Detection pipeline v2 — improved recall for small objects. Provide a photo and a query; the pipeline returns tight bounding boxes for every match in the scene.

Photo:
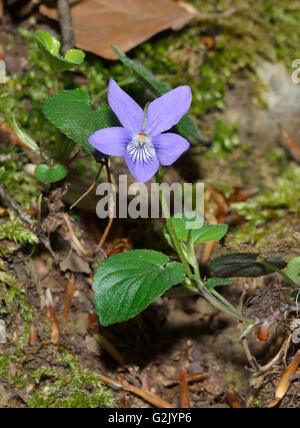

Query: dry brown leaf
[39,0,198,59]
[278,123,300,164]
[267,350,300,408]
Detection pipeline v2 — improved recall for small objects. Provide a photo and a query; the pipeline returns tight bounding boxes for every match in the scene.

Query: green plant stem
[7,115,40,153]
[155,172,193,279]
[92,76,135,105]
[53,75,62,160]
[186,237,200,277]
[260,260,295,287]
[211,288,240,313]
[193,276,257,325]
[156,172,256,325]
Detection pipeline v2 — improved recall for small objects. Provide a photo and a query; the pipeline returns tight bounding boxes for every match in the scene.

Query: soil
[0,6,300,409]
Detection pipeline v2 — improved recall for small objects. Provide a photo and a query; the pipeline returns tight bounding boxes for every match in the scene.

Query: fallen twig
[98,160,114,250]
[0,182,34,225]
[57,0,74,54]
[89,331,125,366]
[45,288,60,345]
[70,162,104,210]
[62,213,89,257]
[62,272,75,333]
[94,371,175,407]
[179,367,190,408]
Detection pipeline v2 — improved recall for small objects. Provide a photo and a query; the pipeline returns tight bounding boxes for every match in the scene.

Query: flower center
[138,132,147,147]
[127,133,155,164]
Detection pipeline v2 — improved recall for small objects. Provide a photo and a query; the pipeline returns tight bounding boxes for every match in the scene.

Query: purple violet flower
[89,79,192,183]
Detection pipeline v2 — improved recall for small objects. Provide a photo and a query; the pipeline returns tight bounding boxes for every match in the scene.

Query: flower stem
[53,75,62,161]
[259,260,295,287]
[155,172,193,279]
[92,76,135,105]
[193,276,257,325]
[155,172,257,326]
[186,236,201,277]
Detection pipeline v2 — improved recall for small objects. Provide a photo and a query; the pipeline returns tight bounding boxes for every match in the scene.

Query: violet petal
[108,79,145,133]
[124,150,159,183]
[88,127,132,156]
[152,133,190,165]
[145,86,192,137]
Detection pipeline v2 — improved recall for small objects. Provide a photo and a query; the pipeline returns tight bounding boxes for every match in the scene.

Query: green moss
[0,263,33,347]
[0,215,38,246]
[0,146,40,209]
[231,165,300,246]
[131,0,300,115]
[206,119,240,157]
[27,350,115,408]
[0,355,14,379]
[5,29,54,143]
[247,381,269,408]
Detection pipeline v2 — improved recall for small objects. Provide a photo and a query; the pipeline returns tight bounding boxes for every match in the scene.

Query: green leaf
[164,213,228,245]
[93,250,186,326]
[0,93,12,112]
[210,253,287,278]
[112,45,205,142]
[43,89,116,157]
[205,277,234,291]
[286,257,300,284]
[35,30,85,74]
[35,164,68,184]
[194,222,228,244]
[177,114,204,143]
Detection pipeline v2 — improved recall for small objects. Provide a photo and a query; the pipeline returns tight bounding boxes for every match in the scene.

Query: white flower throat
[127,132,156,164]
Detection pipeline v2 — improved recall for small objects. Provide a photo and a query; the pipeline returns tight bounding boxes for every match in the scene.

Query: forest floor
[1,0,300,408]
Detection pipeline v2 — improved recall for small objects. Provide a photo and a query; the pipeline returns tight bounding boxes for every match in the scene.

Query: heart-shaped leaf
[35,164,68,184]
[43,89,119,157]
[286,257,300,284]
[112,45,205,143]
[93,249,186,326]
[35,29,85,74]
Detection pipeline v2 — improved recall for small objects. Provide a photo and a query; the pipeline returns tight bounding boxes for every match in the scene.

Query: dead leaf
[267,350,300,408]
[59,251,91,274]
[106,238,133,256]
[278,123,300,164]
[225,391,243,408]
[39,0,198,59]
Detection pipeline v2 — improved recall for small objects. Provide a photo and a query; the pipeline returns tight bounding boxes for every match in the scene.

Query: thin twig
[259,338,289,373]
[62,272,75,334]
[70,162,104,210]
[238,286,260,370]
[0,182,34,225]
[57,0,74,54]
[93,372,175,407]
[62,213,89,257]
[283,334,292,368]
[98,160,114,250]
